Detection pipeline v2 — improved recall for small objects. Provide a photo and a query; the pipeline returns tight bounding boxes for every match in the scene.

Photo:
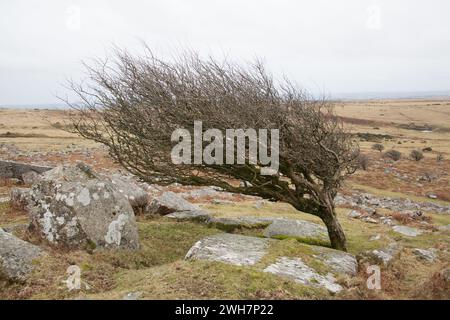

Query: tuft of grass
[270,235,331,248]
[0,202,29,229]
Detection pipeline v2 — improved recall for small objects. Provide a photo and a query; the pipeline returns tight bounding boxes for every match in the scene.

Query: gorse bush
[358,154,370,170]
[410,150,424,161]
[384,149,402,161]
[371,143,384,152]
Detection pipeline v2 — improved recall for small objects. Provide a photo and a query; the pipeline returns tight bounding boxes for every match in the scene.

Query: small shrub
[51,122,63,129]
[384,150,402,161]
[437,153,444,162]
[371,143,384,152]
[358,154,370,170]
[410,150,424,161]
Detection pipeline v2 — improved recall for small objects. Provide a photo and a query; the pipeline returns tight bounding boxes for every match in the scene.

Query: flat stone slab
[313,248,358,276]
[263,218,328,243]
[166,210,211,222]
[0,160,52,180]
[264,257,343,293]
[185,233,271,266]
[392,225,423,237]
[207,216,274,231]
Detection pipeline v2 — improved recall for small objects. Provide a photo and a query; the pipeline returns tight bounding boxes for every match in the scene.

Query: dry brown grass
[0,108,97,152]
[341,249,449,300]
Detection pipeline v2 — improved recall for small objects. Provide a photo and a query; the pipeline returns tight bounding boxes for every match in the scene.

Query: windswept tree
[64,47,359,251]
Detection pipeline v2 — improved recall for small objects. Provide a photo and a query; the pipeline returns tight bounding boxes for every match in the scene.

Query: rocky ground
[0,104,449,299]
[0,154,449,300]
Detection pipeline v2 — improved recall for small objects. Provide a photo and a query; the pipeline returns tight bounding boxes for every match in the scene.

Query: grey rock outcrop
[21,170,41,185]
[263,257,343,293]
[108,174,149,213]
[0,160,52,181]
[185,233,271,266]
[166,210,211,222]
[263,218,328,244]
[145,191,200,215]
[412,248,436,262]
[185,233,357,294]
[347,210,362,218]
[392,225,423,237]
[0,228,44,282]
[313,248,358,276]
[28,164,139,250]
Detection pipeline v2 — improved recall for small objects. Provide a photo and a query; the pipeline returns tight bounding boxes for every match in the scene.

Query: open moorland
[0,99,449,300]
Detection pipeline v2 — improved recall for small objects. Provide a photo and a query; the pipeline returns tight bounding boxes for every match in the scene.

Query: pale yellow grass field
[334,99,450,155]
[0,108,97,152]
[1,100,450,158]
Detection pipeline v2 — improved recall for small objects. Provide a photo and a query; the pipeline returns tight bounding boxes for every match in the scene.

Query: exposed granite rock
[0,160,52,181]
[28,164,139,250]
[145,192,200,215]
[107,174,149,213]
[0,228,45,282]
[185,233,271,266]
[313,248,358,276]
[185,234,357,293]
[166,210,211,222]
[21,170,41,185]
[264,257,343,293]
[347,210,362,218]
[263,218,328,244]
[392,225,423,237]
[412,248,437,262]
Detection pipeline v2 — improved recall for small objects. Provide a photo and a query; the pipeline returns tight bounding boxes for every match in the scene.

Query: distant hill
[2,91,450,109]
[0,103,69,110]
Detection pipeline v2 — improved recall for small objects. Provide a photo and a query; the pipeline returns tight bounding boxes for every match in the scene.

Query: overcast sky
[1,0,450,105]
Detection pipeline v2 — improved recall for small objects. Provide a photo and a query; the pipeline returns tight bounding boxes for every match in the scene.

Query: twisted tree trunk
[320,205,347,251]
